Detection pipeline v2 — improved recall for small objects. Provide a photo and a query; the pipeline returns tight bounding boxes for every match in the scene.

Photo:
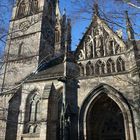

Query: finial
[56,0,59,4]
[93,2,99,16]
[125,11,131,27]
[125,10,135,41]
[55,0,59,7]
[66,18,72,51]
[55,0,61,17]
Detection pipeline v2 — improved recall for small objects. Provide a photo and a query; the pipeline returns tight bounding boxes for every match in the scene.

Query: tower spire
[125,11,139,59]
[125,11,135,42]
[55,0,61,18]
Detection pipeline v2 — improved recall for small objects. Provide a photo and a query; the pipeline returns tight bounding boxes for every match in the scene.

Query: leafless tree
[0,0,15,70]
[72,0,140,128]
[70,0,140,40]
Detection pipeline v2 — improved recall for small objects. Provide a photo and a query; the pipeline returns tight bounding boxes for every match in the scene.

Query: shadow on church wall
[5,88,22,140]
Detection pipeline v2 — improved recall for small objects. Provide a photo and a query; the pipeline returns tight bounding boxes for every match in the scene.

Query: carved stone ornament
[79,50,85,60]
[86,35,94,58]
[95,27,102,48]
[18,15,41,33]
[86,39,92,58]
[19,20,31,32]
[95,26,103,57]
[106,36,112,55]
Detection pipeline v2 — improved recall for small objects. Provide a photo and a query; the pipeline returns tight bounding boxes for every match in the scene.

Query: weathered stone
[0,1,140,140]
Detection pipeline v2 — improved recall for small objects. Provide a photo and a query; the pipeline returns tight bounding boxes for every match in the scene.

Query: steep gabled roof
[75,14,127,58]
[96,16,126,47]
[28,63,64,81]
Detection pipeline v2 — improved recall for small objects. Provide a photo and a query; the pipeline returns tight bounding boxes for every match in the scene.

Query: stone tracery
[78,57,125,76]
[107,58,115,73]
[79,63,84,76]
[117,57,125,72]
[78,24,126,62]
[17,0,27,18]
[24,92,41,134]
[95,60,105,75]
[30,0,38,14]
[86,36,93,59]
[86,61,94,76]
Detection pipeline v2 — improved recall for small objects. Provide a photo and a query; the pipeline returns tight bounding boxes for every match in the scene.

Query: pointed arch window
[55,30,60,43]
[86,61,94,76]
[79,63,84,76]
[116,57,125,72]
[18,42,24,57]
[35,100,40,121]
[17,0,26,18]
[24,92,41,134]
[28,94,40,122]
[95,60,105,75]
[107,58,115,73]
[30,0,38,14]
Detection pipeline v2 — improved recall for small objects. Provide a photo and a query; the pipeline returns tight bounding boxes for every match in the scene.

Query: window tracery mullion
[35,100,40,121]
[30,101,36,122]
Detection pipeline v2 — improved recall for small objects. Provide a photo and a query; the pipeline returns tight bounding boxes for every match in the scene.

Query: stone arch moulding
[79,84,137,140]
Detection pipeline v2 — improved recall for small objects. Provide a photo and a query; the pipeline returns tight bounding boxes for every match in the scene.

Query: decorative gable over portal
[76,9,127,61]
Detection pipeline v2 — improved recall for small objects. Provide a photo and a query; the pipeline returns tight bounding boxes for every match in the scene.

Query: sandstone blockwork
[0,1,140,140]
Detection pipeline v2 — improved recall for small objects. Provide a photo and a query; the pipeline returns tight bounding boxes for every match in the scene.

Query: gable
[75,16,127,60]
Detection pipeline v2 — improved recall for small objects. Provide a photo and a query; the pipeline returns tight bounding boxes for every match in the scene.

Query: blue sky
[60,0,140,50]
[60,0,91,50]
[0,0,140,55]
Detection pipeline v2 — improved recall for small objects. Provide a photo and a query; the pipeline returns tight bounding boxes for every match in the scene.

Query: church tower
[1,0,57,90]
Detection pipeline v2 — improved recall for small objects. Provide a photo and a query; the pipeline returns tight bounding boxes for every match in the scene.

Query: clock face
[19,20,31,32]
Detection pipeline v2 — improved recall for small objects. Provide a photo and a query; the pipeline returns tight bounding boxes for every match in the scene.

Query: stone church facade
[0,0,140,140]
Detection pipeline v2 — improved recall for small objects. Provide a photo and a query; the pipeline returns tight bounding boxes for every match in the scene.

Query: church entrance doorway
[86,94,125,140]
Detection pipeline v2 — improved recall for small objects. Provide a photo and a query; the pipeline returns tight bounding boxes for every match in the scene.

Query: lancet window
[24,92,41,134]
[107,58,115,73]
[116,57,125,72]
[86,61,94,76]
[18,42,24,57]
[55,30,60,43]
[79,63,84,76]
[95,60,105,75]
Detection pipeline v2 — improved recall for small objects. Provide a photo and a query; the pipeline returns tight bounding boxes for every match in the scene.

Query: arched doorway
[86,94,125,140]
[79,84,136,140]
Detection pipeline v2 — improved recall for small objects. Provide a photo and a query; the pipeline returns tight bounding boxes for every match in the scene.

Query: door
[86,94,125,140]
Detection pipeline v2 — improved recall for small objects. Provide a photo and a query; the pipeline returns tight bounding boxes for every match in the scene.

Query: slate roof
[38,55,64,72]
[28,63,64,82]
[25,55,65,82]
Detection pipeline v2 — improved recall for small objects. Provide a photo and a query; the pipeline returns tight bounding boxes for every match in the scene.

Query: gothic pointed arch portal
[87,94,125,140]
[79,84,136,140]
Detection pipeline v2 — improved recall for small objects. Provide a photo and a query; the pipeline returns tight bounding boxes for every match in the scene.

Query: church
[0,0,140,140]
